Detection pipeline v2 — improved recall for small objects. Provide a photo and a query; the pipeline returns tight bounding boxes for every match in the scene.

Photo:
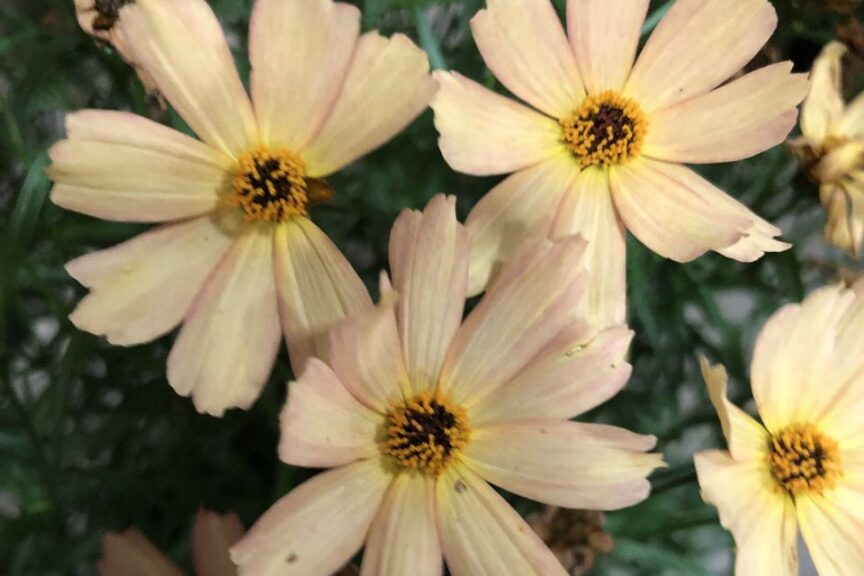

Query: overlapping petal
[190,510,245,576]
[97,529,184,576]
[801,41,847,141]
[797,488,864,576]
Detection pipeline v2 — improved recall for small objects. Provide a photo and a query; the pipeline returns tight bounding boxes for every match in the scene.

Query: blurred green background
[1,0,862,574]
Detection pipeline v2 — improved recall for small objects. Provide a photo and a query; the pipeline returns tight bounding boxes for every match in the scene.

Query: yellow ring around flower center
[767,424,842,495]
[560,91,647,168]
[383,390,470,476]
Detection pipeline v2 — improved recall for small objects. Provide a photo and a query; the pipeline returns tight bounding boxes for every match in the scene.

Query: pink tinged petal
[273,218,372,374]
[117,0,257,158]
[644,62,810,164]
[249,0,360,151]
[694,451,799,575]
[624,0,777,112]
[230,459,391,576]
[465,154,580,296]
[279,358,381,468]
[431,71,566,176]
[167,230,281,417]
[801,42,847,141]
[389,195,470,392]
[699,356,770,461]
[302,32,437,177]
[66,217,234,346]
[470,324,632,426]
[436,465,568,576]
[191,510,245,576]
[566,0,649,93]
[441,235,588,406]
[797,488,864,576]
[550,166,627,327]
[464,421,663,510]
[328,297,410,413]
[470,0,584,118]
[97,529,183,576]
[360,474,442,576]
[610,159,787,263]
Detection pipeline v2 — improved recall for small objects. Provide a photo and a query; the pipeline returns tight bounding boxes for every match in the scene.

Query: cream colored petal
[610,159,787,263]
[167,230,281,417]
[191,510,245,576]
[815,140,864,183]
[279,358,381,468]
[436,465,568,576]
[465,154,580,296]
[360,473,441,576]
[389,195,469,393]
[625,0,777,112]
[839,92,864,137]
[431,71,566,176]
[470,324,632,426]
[566,0,649,93]
[230,459,391,576]
[470,0,584,118]
[97,529,183,576]
[797,488,864,576]
[699,356,770,461]
[694,450,798,575]
[465,421,663,510]
[550,166,627,327]
[48,139,227,223]
[441,236,587,406]
[750,284,854,432]
[249,0,360,151]
[644,62,809,164]
[273,218,372,374]
[66,216,234,346]
[328,297,410,413]
[302,32,436,177]
[117,0,257,158]
[801,42,847,141]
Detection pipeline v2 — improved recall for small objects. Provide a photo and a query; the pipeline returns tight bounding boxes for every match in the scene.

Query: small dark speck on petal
[454,480,467,493]
[287,553,298,563]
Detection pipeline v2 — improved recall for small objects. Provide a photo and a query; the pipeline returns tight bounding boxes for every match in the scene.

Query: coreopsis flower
[790,42,864,256]
[695,283,864,575]
[49,0,437,415]
[432,0,808,328]
[98,509,243,576]
[231,195,664,576]
[527,507,614,576]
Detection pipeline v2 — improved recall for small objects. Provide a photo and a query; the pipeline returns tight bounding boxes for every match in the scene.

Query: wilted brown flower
[528,506,615,576]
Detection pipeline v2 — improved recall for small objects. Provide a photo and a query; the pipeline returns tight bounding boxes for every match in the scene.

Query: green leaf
[9,152,50,246]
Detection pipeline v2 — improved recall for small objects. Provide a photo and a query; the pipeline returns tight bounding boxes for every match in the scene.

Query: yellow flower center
[229,148,333,223]
[767,424,842,495]
[560,91,647,168]
[383,391,470,476]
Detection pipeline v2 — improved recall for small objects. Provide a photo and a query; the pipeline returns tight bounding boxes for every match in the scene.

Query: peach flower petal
[566,0,649,93]
[97,529,183,576]
[167,230,281,417]
[432,71,566,176]
[117,0,257,157]
[694,450,799,575]
[66,216,234,346]
[801,42,847,141]
[279,358,381,468]
[273,218,372,374]
[302,32,436,177]
[470,324,632,426]
[797,488,864,576]
[465,421,662,510]
[361,474,442,576]
[441,236,587,406]
[191,509,245,576]
[465,154,580,296]
[436,465,568,576]
[550,166,627,327]
[470,0,584,118]
[389,195,470,392]
[249,0,360,151]
[625,0,777,112]
[231,459,391,576]
[644,62,809,164]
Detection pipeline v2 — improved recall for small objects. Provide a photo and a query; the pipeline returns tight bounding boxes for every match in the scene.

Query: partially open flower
[791,42,864,256]
[527,506,614,576]
[50,0,437,416]
[231,195,664,576]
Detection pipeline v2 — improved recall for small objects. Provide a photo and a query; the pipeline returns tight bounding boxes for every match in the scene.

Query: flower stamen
[767,424,842,495]
[560,91,647,168]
